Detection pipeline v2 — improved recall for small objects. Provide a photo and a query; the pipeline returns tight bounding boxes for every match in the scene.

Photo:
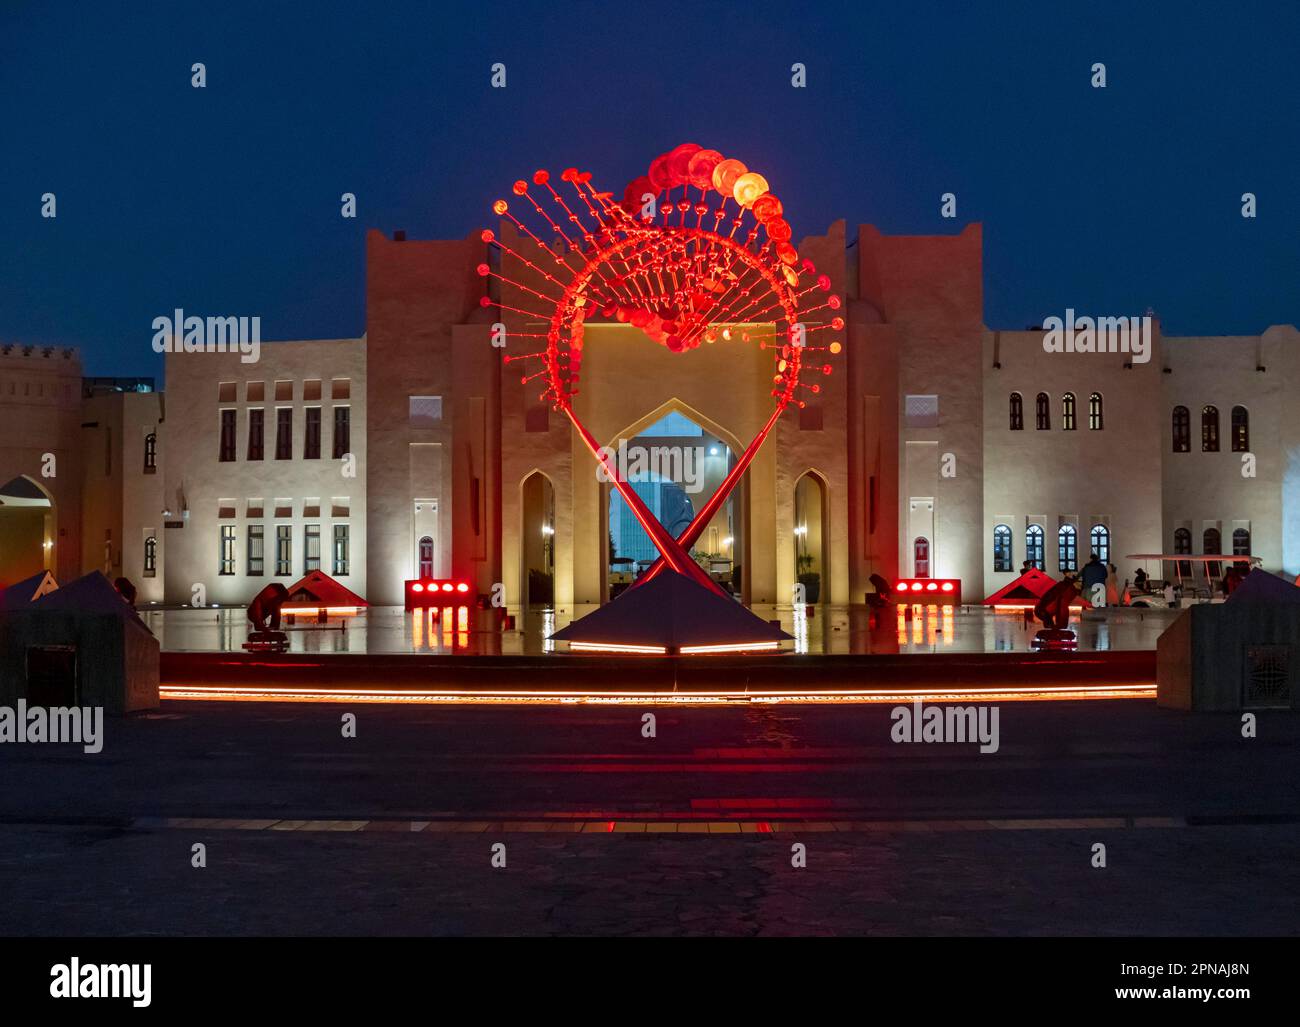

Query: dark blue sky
[2,0,1296,377]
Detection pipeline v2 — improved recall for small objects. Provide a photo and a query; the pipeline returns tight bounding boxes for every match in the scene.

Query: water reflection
[146,602,1175,656]
[792,604,809,654]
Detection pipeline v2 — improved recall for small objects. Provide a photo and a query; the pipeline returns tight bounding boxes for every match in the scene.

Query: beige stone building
[2,225,1297,608]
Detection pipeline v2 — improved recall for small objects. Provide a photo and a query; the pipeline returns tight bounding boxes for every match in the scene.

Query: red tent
[983,568,1091,608]
[282,570,367,613]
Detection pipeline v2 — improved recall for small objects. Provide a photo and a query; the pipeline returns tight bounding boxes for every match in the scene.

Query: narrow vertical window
[993,524,1012,572]
[333,406,351,459]
[1172,406,1190,452]
[219,409,237,461]
[1090,524,1110,565]
[1201,405,1219,452]
[304,407,321,460]
[1203,527,1222,579]
[1174,527,1192,577]
[247,525,264,576]
[333,524,350,576]
[1035,393,1051,430]
[1230,406,1249,452]
[1088,393,1103,430]
[913,537,930,578]
[275,409,293,460]
[248,409,265,460]
[1061,393,1076,431]
[218,526,236,575]
[1025,525,1044,570]
[304,524,321,572]
[1009,393,1023,431]
[276,525,292,576]
[1058,524,1077,572]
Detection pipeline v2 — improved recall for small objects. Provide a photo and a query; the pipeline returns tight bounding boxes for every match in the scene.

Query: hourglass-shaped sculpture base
[550,569,791,656]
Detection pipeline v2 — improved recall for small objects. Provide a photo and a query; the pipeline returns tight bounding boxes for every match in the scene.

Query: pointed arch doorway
[600,405,746,604]
[0,475,55,586]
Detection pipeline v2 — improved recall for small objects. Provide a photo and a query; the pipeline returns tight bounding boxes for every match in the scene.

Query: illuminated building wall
[1161,325,1300,578]
[981,327,1165,591]
[159,338,367,606]
[363,229,497,606]
[80,387,165,604]
[7,226,1297,609]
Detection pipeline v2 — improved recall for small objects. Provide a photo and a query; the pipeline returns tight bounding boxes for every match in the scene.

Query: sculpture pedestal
[1032,628,1077,651]
[550,570,790,655]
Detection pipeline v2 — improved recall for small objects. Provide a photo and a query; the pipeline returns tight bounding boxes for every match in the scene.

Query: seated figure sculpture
[243,582,290,651]
[1031,572,1080,649]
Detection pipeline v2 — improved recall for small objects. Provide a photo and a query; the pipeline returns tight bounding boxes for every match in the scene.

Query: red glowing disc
[666,143,702,184]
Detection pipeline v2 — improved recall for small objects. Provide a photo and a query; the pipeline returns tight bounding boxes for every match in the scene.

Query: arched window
[1009,392,1023,431]
[1174,527,1192,577]
[1088,392,1103,430]
[418,535,434,579]
[1201,405,1219,451]
[1025,524,1045,570]
[143,432,157,472]
[1231,406,1249,452]
[913,536,930,578]
[1058,524,1078,572]
[1232,527,1251,556]
[1090,524,1110,565]
[1172,406,1190,452]
[1062,392,1076,431]
[143,535,157,577]
[1035,392,1051,430]
[1203,527,1222,579]
[993,524,1013,572]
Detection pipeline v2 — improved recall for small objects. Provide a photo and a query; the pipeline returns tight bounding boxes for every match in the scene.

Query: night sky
[1,0,1296,377]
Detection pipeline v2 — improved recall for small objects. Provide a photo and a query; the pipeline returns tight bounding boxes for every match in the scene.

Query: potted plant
[797,553,820,603]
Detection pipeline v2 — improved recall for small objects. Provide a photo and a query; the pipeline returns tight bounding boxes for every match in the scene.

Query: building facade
[2,225,1296,606]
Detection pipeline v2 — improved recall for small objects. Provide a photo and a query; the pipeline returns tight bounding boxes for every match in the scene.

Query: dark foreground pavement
[1,699,1297,935]
[4,822,1298,936]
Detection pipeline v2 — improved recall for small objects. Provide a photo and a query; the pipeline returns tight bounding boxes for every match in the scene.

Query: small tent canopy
[1225,568,1300,605]
[282,570,367,612]
[31,571,153,633]
[983,568,1091,608]
[0,570,59,609]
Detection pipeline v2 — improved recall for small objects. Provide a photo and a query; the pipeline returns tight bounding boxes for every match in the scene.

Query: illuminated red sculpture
[1031,574,1081,651]
[480,144,843,653]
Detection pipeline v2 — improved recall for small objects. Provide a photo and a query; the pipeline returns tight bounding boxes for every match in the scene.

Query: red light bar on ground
[405,579,474,609]
[892,578,961,605]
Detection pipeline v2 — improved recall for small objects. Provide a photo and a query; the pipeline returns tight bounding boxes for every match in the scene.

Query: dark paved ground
[1,699,1297,935]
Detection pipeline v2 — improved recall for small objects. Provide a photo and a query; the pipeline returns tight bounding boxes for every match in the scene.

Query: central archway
[0,475,54,587]
[599,399,749,605]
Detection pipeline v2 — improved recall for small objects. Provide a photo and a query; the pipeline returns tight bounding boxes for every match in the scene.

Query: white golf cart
[1121,553,1260,608]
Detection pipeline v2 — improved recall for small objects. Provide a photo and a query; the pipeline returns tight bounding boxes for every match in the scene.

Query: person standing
[1081,552,1108,607]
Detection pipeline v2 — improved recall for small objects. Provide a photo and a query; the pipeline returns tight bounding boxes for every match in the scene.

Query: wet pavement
[141,603,1178,656]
